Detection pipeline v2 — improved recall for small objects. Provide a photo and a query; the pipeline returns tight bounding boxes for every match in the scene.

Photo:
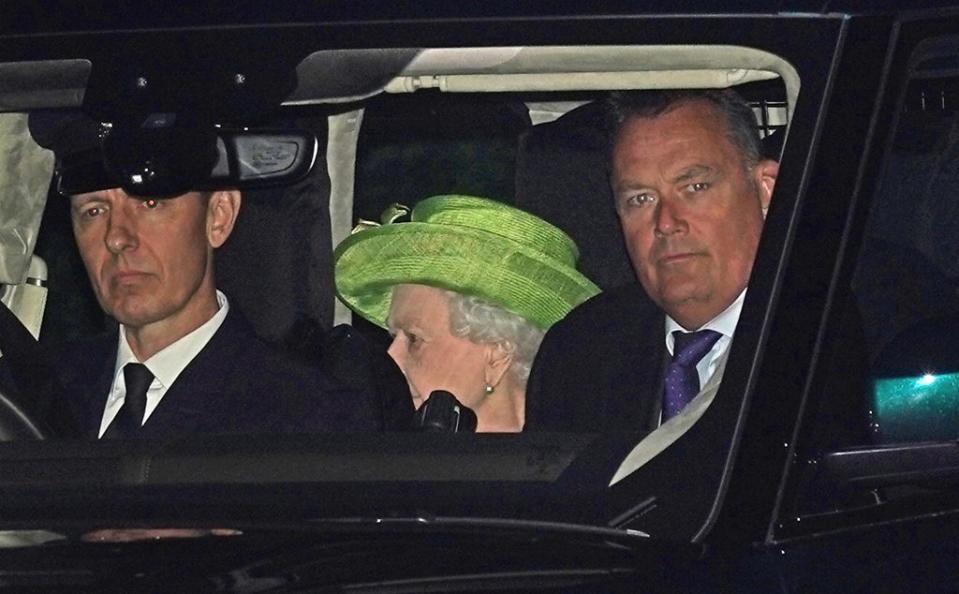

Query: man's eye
[141,198,160,209]
[82,206,104,219]
[625,193,656,207]
[686,182,710,192]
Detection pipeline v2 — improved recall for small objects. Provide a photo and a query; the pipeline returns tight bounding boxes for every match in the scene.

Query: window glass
[860,73,959,443]
[857,75,959,443]
[793,37,959,518]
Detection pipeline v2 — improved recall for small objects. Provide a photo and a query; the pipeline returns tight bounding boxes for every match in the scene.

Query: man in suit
[29,113,380,438]
[526,89,778,433]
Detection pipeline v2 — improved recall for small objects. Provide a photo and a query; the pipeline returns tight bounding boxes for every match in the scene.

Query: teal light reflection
[872,371,959,442]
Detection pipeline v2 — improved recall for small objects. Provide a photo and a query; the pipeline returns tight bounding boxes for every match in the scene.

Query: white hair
[445,291,545,387]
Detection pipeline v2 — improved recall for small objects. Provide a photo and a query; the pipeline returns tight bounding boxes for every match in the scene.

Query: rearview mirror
[206,129,318,191]
[92,123,318,197]
[33,110,319,197]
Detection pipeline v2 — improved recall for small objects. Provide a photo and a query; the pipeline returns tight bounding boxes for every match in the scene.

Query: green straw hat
[334,195,600,330]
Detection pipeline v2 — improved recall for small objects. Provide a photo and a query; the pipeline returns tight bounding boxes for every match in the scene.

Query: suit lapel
[598,284,667,433]
[80,336,118,439]
[637,322,667,433]
[609,343,732,485]
[139,310,245,437]
[627,310,666,433]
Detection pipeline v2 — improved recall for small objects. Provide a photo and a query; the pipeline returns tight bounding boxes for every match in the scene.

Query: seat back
[0,254,48,340]
[514,100,635,290]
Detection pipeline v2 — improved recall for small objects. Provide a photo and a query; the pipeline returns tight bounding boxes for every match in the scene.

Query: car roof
[2,0,957,37]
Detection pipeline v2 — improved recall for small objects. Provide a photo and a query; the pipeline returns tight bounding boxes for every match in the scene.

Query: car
[0,1,957,591]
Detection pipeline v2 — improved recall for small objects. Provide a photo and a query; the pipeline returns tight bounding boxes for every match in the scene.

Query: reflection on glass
[872,371,959,442]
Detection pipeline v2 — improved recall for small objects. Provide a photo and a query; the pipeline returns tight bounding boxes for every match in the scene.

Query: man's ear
[484,342,514,390]
[755,159,779,212]
[206,190,241,248]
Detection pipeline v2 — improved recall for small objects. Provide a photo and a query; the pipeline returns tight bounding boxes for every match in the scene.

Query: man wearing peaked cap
[27,110,381,438]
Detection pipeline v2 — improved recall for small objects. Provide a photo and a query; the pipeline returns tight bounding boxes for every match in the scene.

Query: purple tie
[662,330,721,421]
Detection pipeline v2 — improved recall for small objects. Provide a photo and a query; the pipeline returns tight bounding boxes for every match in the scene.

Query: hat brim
[334,222,600,330]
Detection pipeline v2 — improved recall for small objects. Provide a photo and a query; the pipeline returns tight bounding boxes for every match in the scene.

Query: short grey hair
[606,88,762,169]
[445,291,546,387]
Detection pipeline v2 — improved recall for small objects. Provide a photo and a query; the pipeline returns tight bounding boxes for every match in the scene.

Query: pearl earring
[484,384,494,394]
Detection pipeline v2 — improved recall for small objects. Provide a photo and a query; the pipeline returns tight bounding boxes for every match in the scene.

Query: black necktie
[103,363,154,439]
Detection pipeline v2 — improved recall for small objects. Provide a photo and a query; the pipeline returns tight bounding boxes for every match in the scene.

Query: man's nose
[653,197,687,237]
[104,209,138,254]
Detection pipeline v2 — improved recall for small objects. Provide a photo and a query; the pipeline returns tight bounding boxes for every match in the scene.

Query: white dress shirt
[98,291,230,438]
[664,290,745,396]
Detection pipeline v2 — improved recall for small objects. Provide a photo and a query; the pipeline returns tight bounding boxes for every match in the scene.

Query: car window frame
[771,9,959,544]
[0,11,862,546]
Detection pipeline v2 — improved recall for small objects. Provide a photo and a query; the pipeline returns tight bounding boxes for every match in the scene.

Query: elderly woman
[334,195,599,432]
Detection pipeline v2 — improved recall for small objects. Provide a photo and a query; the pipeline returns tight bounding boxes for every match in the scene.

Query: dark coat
[54,309,379,439]
[525,283,667,433]
[526,282,870,538]
[525,284,735,539]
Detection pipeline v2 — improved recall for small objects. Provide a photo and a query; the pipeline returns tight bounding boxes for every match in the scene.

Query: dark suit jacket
[526,284,738,539]
[526,282,872,537]
[525,283,667,433]
[54,309,379,439]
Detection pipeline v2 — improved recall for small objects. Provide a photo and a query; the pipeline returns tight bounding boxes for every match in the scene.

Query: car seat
[217,114,414,430]
[1,255,47,341]
[514,100,634,290]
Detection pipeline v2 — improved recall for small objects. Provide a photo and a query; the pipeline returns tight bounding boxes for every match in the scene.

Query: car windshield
[0,9,818,560]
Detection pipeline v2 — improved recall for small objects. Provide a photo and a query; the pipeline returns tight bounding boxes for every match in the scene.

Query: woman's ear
[206,189,242,248]
[484,342,514,390]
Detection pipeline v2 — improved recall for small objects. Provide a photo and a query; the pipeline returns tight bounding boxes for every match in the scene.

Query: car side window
[790,35,959,519]
[860,87,959,444]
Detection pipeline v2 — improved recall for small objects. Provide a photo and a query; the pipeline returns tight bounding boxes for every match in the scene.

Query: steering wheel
[0,301,51,440]
[0,385,47,439]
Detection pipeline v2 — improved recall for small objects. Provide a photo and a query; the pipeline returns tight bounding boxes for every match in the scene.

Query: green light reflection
[872,371,959,442]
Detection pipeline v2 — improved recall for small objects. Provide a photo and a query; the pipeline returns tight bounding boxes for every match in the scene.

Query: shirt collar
[114,290,230,389]
[665,290,745,354]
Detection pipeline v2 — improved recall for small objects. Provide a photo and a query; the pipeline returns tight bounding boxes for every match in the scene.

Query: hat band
[413,196,580,266]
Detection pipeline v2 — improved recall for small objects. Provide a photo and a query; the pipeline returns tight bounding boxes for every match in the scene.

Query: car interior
[0,42,813,542]
[5,42,796,383]
[2,8,959,586]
